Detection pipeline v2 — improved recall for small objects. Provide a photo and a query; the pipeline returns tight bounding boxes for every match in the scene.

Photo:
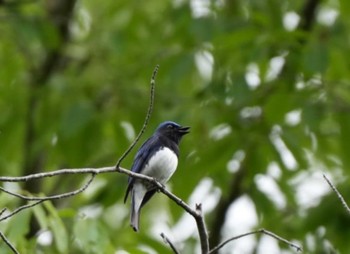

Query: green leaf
[45,202,68,253]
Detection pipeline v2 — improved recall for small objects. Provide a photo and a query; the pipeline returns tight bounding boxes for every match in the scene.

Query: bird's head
[155,121,190,143]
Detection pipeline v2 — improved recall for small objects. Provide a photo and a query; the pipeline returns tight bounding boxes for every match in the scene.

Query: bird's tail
[130,201,140,232]
[130,186,144,232]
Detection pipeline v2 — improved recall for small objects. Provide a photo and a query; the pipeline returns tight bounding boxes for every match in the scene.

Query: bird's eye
[167,124,174,129]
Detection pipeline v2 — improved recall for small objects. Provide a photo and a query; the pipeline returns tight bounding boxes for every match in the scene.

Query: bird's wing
[123,135,161,203]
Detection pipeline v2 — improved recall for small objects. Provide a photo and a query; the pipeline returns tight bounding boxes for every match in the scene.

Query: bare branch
[161,232,180,254]
[323,174,350,215]
[0,166,205,228]
[0,166,162,188]
[0,231,19,254]
[0,166,210,253]
[115,64,158,169]
[0,166,114,182]
[209,228,302,254]
[195,204,209,254]
[0,173,96,201]
[209,164,246,248]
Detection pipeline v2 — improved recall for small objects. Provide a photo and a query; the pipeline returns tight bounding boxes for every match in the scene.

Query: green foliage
[1,0,350,253]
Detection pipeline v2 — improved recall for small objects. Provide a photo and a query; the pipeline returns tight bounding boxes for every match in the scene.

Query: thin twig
[161,232,180,254]
[209,228,302,253]
[0,208,6,217]
[209,231,257,253]
[323,174,350,215]
[0,231,19,254]
[0,173,96,201]
[0,200,44,222]
[261,229,302,252]
[115,64,158,170]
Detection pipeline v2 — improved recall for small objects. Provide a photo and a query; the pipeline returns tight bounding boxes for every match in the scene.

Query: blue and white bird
[124,121,190,232]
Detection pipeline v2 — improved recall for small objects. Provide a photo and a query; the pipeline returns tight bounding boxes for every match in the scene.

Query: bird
[124,121,190,232]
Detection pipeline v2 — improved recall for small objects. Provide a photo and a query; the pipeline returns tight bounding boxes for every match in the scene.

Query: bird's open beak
[178,126,190,134]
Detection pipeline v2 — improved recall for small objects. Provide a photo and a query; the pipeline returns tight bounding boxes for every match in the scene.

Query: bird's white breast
[142,147,178,184]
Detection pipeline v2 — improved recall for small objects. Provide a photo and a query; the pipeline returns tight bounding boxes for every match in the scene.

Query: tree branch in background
[323,174,350,215]
[207,0,321,252]
[161,233,180,254]
[299,0,320,32]
[209,228,302,254]
[22,0,77,238]
[23,0,77,194]
[208,163,246,249]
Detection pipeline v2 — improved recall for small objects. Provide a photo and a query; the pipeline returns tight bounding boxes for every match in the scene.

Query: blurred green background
[1,0,350,253]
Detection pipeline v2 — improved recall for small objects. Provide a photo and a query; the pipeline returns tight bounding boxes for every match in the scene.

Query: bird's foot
[152,178,166,191]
